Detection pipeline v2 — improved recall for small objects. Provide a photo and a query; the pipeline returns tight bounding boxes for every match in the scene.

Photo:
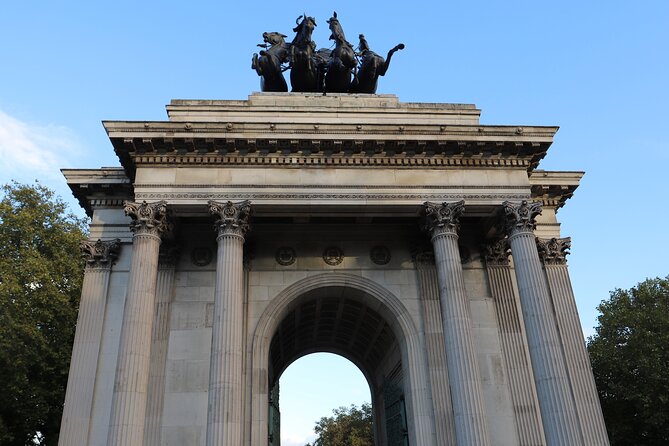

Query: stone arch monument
[59,92,609,445]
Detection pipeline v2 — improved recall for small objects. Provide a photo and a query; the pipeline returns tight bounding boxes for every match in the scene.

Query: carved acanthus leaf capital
[423,200,465,237]
[536,237,571,265]
[123,201,169,236]
[81,239,121,268]
[483,238,511,266]
[208,200,251,237]
[502,200,542,235]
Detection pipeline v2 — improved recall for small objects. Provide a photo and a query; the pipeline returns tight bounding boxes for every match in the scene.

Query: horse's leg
[379,43,405,76]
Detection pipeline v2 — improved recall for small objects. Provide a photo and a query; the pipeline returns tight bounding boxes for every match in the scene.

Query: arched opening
[261,282,411,446]
[278,353,371,445]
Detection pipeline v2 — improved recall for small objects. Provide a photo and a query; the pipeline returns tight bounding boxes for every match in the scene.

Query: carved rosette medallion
[370,246,391,265]
[80,239,121,269]
[208,200,251,237]
[323,246,344,266]
[123,200,169,237]
[483,238,511,266]
[275,247,296,266]
[502,200,542,235]
[536,237,571,265]
[423,200,465,238]
[191,247,213,267]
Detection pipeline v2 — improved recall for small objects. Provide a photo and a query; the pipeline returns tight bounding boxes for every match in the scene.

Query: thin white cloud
[282,432,316,446]
[0,109,81,183]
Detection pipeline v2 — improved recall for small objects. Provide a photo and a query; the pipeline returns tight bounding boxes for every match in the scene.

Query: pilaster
[536,237,609,445]
[502,201,583,446]
[483,238,546,445]
[107,201,169,446]
[206,200,251,446]
[58,239,120,446]
[413,249,457,446]
[144,244,180,446]
[423,201,491,446]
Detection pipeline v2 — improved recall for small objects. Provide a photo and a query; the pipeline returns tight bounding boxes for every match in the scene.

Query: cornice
[529,170,584,210]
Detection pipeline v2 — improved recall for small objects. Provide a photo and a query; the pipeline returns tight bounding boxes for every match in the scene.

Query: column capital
[80,239,121,269]
[501,200,542,235]
[423,200,465,238]
[536,237,571,265]
[208,200,251,237]
[123,201,169,237]
[483,238,511,266]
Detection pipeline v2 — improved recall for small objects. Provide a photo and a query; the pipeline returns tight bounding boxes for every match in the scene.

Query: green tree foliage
[588,276,669,445]
[0,182,87,445]
[306,403,373,446]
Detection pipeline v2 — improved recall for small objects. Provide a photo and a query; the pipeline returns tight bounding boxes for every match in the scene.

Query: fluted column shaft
[538,238,609,445]
[423,201,491,446]
[59,240,120,446]
[503,201,583,446]
[414,252,457,446]
[144,246,179,446]
[108,201,169,446]
[206,200,251,446]
[484,239,545,446]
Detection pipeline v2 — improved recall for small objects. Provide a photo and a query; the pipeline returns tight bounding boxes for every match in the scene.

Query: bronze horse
[323,12,357,93]
[350,34,404,94]
[289,14,319,92]
[252,32,290,92]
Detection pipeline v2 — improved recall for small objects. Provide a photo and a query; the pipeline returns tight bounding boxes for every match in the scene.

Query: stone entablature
[105,93,556,180]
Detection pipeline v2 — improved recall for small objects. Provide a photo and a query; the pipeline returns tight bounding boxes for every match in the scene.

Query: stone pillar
[423,201,491,446]
[483,238,546,446]
[501,201,583,445]
[413,249,457,446]
[58,239,121,446]
[144,244,179,446]
[107,201,169,446]
[206,200,251,446]
[536,237,609,446]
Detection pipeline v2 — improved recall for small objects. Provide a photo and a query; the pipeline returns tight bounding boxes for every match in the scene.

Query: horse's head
[292,14,316,45]
[327,11,346,42]
[263,32,287,46]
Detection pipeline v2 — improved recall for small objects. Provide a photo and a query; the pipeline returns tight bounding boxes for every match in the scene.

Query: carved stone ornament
[191,247,213,267]
[275,247,296,266]
[370,246,391,265]
[501,200,542,234]
[80,239,121,268]
[123,200,169,236]
[483,238,511,266]
[423,200,465,237]
[208,200,251,237]
[323,246,344,266]
[536,237,571,265]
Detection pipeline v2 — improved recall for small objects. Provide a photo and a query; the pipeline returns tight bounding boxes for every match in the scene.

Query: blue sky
[1,2,667,445]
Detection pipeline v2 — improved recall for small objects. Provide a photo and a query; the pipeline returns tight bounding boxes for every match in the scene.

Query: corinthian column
[423,201,491,446]
[413,249,457,446]
[58,239,120,446]
[483,238,545,445]
[107,201,169,446]
[536,237,609,446]
[144,244,179,446]
[206,200,251,446]
[502,201,583,446]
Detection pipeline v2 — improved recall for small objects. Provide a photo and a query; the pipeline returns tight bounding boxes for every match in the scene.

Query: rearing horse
[289,14,319,92]
[350,34,405,94]
[252,32,290,92]
[324,12,357,93]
